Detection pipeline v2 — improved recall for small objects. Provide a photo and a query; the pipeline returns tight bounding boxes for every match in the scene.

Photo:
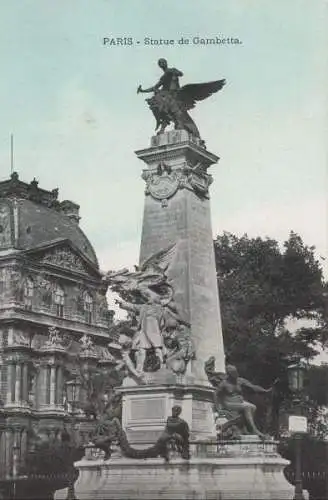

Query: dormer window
[83,292,93,324]
[23,277,34,310]
[54,285,65,317]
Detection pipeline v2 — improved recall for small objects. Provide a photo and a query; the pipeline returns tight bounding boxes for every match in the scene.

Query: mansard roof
[0,172,98,267]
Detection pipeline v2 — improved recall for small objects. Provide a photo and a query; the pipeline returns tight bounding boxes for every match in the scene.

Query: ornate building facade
[0,173,114,478]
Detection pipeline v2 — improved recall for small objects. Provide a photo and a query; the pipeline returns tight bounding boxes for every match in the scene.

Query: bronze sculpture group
[92,401,190,462]
[138,58,225,140]
[89,357,275,463]
[104,244,194,381]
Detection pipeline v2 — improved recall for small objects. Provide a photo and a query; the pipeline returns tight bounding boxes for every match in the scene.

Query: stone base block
[55,453,295,500]
[119,383,216,444]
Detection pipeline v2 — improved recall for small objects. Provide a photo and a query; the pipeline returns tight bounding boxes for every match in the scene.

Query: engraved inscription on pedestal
[192,400,214,434]
[122,391,173,443]
[130,396,165,421]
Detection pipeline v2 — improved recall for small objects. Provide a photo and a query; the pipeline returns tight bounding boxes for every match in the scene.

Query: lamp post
[65,378,82,416]
[65,378,82,500]
[287,359,307,500]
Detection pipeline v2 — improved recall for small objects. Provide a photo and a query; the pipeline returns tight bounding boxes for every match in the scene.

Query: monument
[55,59,294,499]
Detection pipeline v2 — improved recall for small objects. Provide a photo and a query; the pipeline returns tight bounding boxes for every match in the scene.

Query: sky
[0,2,327,305]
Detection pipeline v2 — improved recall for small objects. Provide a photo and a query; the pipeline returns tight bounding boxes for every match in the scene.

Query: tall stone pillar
[137,130,225,379]
[120,131,225,443]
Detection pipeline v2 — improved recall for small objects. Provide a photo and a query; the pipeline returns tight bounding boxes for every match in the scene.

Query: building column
[20,429,28,469]
[39,364,49,405]
[0,429,5,473]
[5,428,13,478]
[12,429,21,478]
[22,363,29,403]
[56,366,63,405]
[6,362,15,405]
[0,362,2,399]
[6,362,12,404]
[14,364,22,403]
[50,365,56,406]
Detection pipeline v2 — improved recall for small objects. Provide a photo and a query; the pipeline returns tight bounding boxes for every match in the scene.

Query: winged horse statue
[137,58,226,139]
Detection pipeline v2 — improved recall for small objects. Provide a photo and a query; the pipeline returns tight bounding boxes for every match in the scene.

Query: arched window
[54,285,65,317]
[83,292,93,324]
[23,277,34,310]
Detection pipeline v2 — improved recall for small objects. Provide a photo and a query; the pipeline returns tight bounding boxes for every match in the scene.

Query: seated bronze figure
[92,400,190,462]
[205,357,275,439]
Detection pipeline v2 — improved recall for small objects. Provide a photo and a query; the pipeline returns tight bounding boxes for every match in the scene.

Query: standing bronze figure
[137,59,225,139]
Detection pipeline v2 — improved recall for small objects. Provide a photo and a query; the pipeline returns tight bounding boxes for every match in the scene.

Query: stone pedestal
[55,439,295,500]
[119,383,215,444]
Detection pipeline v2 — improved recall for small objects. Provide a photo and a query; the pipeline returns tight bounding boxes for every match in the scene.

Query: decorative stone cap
[150,130,204,148]
[0,172,79,217]
[136,131,219,169]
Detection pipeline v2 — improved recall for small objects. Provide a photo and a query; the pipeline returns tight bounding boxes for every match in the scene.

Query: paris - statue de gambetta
[137,58,225,139]
[51,57,298,500]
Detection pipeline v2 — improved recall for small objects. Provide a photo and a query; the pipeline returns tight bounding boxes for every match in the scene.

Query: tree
[214,231,327,433]
[75,360,123,419]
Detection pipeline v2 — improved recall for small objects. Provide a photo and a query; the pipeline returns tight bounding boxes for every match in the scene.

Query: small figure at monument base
[91,403,190,463]
[157,405,190,462]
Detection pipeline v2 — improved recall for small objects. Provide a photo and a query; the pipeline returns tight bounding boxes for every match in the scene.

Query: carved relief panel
[40,246,90,275]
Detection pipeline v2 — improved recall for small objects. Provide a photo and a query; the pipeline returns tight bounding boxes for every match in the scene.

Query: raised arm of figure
[137,77,163,94]
[173,68,183,77]
[239,377,271,394]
